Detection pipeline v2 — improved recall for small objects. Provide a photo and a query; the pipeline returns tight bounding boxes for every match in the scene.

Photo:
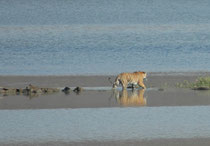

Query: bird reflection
[113,89,146,106]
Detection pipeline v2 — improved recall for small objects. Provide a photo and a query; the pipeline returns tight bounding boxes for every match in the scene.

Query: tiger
[112,71,147,89]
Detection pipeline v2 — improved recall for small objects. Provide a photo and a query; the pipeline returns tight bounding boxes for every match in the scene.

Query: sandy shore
[0,72,210,109]
[1,72,210,88]
[3,138,210,146]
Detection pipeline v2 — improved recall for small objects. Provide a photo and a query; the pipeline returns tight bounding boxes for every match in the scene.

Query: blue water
[0,0,210,75]
[0,106,210,143]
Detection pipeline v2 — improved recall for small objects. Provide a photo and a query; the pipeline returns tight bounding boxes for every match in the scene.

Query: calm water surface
[0,106,210,143]
[1,1,210,144]
[0,0,210,75]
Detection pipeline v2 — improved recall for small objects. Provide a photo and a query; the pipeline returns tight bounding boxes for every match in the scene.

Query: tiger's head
[135,71,147,79]
[141,72,147,79]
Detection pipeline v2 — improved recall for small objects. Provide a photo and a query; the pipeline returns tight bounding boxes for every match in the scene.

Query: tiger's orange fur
[113,71,147,89]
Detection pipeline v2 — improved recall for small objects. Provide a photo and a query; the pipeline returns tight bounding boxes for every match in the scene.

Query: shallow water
[0,24,210,75]
[0,106,210,144]
[0,0,210,75]
[1,88,210,109]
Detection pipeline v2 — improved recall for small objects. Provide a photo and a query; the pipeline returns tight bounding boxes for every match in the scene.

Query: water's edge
[0,106,210,143]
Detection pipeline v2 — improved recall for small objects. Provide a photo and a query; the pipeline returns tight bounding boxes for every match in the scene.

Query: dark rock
[15,88,22,95]
[16,89,20,93]
[0,88,16,94]
[73,87,83,94]
[158,88,164,91]
[2,88,8,91]
[22,88,30,94]
[26,84,42,94]
[23,84,59,96]
[41,88,59,93]
[0,88,7,94]
[192,87,210,90]
[62,87,71,92]
[62,87,71,94]
[0,84,59,97]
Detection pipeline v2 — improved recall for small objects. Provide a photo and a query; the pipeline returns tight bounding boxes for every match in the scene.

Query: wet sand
[1,72,210,89]
[0,72,210,109]
[1,88,210,109]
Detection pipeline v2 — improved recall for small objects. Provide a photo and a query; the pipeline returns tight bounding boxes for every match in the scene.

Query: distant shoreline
[2,135,210,146]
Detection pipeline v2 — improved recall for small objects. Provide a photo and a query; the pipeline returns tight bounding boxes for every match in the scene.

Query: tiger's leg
[132,83,139,89]
[122,81,128,90]
[138,81,146,89]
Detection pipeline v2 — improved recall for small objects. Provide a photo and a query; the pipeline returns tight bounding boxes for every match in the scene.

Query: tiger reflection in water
[113,89,146,106]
